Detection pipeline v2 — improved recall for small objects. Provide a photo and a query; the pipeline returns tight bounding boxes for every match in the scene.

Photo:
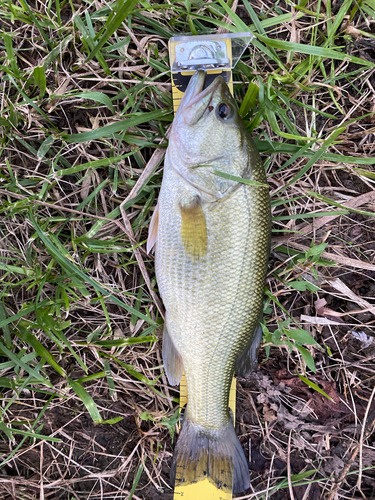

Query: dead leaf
[276,402,305,430]
[362,447,375,466]
[324,455,345,475]
[263,403,277,422]
[301,315,344,326]
[274,370,348,422]
[272,190,375,246]
[257,393,269,404]
[326,278,375,315]
[274,240,375,271]
[315,298,327,315]
[81,173,92,200]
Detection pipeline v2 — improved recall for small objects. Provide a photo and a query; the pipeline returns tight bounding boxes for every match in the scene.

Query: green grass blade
[307,191,375,217]
[242,0,266,34]
[129,462,144,500]
[287,329,319,345]
[272,210,349,221]
[8,75,55,127]
[86,0,139,63]
[74,91,115,114]
[0,340,46,383]
[65,109,172,143]
[37,135,55,159]
[0,303,12,349]
[29,212,156,325]
[296,345,316,372]
[73,14,110,74]
[51,152,138,178]
[213,170,268,187]
[83,190,148,239]
[239,82,259,117]
[2,34,20,76]
[297,373,333,400]
[33,65,46,98]
[85,335,157,347]
[255,140,375,164]
[0,395,56,467]
[217,0,248,31]
[4,427,61,442]
[16,322,66,377]
[256,34,375,67]
[104,359,117,400]
[280,126,346,191]
[0,300,53,330]
[68,378,103,423]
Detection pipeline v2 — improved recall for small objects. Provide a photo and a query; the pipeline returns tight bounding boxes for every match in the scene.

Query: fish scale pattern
[156,138,270,430]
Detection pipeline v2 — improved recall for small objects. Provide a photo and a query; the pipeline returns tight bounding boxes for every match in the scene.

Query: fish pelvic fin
[235,323,263,378]
[162,324,183,386]
[147,203,159,254]
[179,196,207,260]
[171,418,250,494]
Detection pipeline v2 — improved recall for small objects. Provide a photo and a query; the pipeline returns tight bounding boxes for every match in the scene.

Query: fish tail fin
[171,418,250,494]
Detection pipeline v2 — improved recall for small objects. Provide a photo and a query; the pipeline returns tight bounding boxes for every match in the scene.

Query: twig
[272,190,375,246]
[120,142,166,206]
[326,278,375,313]
[265,453,275,500]
[0,189,129,234]
[287,430,296,500]
[122,23,148,58]
[357,386,375,496]
[119,144,167,319]
[216,0,239,34]
[276,240,375,271]
[40,442,44,500]
[326,408,375,500]
[120,203,165,318]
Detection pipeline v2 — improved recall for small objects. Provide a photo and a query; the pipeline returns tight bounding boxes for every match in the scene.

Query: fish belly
[156,164,270,428]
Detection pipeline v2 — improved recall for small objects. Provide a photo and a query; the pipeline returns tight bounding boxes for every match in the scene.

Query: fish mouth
[184,70,223,106]
[178,70,225,124]
[179,70,225,108]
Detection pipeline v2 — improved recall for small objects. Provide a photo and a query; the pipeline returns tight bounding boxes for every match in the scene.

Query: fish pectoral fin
[162,324,183,386]
[180,196,207,260]
[235,323,263,378]
[147,203,159,254]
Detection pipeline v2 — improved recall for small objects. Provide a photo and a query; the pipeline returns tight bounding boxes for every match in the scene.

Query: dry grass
[0,0,375,498]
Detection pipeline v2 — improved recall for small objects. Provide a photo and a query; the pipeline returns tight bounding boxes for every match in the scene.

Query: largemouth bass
[148,70,271,494]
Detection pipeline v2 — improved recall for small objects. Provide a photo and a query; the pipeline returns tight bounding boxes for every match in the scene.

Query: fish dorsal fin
[147,203,159,254]
[180,196,207,260]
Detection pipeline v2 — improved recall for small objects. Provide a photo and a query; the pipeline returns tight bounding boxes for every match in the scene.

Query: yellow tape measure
[169,33,238,500]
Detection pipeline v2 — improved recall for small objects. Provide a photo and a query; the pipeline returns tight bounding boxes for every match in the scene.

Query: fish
[147,70,271,494]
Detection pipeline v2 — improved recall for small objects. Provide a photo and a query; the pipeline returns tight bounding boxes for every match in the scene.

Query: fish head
[169,70,249,197]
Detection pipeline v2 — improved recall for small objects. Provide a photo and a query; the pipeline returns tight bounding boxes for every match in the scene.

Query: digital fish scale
[168,32,253,500]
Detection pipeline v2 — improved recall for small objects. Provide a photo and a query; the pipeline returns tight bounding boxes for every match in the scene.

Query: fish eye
[216,102,232,120]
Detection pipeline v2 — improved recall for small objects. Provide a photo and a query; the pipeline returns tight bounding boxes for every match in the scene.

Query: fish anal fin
[180,197,207,260]
[235,323,263,378]
[162,324,183,386]
[147,203,159,254]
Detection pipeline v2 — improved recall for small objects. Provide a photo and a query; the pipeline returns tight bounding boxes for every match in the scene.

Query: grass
[1,0,375,498]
